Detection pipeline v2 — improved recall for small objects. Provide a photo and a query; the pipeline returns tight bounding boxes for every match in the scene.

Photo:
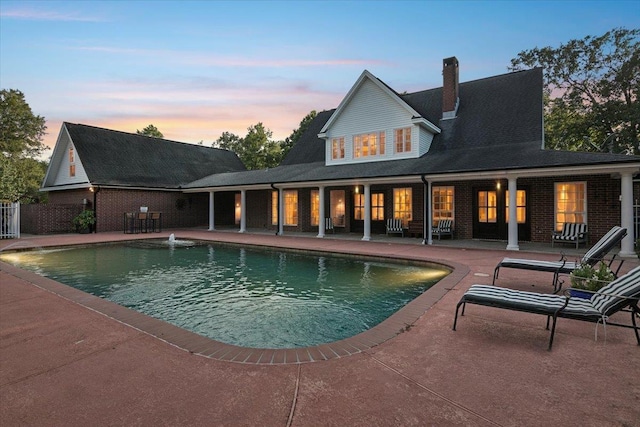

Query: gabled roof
[318,70,441,136]
[185,67,639,190]
[44,123,246,189]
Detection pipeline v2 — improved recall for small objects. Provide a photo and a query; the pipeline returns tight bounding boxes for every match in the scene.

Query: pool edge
[0,244,468,365]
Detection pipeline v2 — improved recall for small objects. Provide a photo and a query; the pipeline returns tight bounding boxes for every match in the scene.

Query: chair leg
[631,303,640,345]
[548,314,559,350]
[492,265,500,285]
[453,300,465,330]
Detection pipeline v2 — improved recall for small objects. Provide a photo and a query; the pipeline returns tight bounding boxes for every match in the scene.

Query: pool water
[1,241,449,349]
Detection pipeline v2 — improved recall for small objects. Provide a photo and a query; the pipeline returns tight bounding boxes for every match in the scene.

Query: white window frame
[283,190,298,226]
[331,137,345,160]
[432,186,454,226]
[554,181,587,231]
[394,127,411,153]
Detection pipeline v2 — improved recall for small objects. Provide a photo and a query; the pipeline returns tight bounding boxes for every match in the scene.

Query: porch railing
[0,202,20,239]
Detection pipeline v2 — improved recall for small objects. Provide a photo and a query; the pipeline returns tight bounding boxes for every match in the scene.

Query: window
[353,132,385,158]
[69,147,75,177]
[331,137,345,160]
[505,190,526,224]
[283,190,298,226]
[393,188,412,227]
[432,186,454,225]
[555,182,586,231]
[478,190,497,223]
[330,190,345,227]
[372,193,384,220]
[310,190,319,226]
[394,127,411,153]
[354,193,364,220]
[271,191,278,225]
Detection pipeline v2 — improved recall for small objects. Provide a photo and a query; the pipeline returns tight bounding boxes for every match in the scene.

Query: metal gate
[0,202,20,239]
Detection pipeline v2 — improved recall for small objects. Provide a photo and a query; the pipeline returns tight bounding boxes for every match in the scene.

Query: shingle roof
[65,123,246,188]
[185,67,639,190]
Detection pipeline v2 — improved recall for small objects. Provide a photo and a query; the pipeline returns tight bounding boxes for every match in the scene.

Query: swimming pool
[1,240,449,349]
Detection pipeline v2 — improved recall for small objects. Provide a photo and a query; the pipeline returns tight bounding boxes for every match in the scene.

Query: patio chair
[453,266,640,350]
[325,217,334,234]
[386,218,404,237]
[432,219,454,240]
[492,226,627,292]
[552,222,588,249]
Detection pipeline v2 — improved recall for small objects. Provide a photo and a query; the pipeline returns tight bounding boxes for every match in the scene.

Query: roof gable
[43,123,246,190]
[319,70,440,136]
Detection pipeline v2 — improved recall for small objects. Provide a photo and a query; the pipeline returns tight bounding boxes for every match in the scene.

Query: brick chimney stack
[442,56,459,119]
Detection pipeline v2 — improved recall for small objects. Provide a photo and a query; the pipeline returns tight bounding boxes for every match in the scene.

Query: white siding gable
[321,71,440,166]
[42,125,90,189]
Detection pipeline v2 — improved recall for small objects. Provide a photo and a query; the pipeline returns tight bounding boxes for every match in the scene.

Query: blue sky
[1,0,638,156]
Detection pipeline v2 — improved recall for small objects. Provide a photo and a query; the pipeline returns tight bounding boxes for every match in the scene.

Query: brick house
[40,57,639,257]
[38,124,246,234]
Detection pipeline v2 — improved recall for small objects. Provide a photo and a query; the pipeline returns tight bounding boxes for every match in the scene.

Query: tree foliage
[214,123,281,170]
[0,89,48,202]
[213,111,317,170]
[0,89,47,158]
[509,27,639,154]
[136,124,164,138]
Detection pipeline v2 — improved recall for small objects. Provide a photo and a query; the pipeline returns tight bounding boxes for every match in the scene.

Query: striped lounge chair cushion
[591,266,640,315]
[497,258,579,273]
[553,223,587,242]
[580,226,625,265]
[462,285,600,316]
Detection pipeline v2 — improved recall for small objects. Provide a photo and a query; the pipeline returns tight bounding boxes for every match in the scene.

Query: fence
[0,202,20,239]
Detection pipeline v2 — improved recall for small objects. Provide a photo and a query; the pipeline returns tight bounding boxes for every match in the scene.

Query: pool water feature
[1,241,449,349]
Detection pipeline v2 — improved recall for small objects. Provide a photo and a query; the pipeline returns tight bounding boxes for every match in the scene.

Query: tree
[509,27,639,154]
[0,89,48,203]
[282,110,317,158]
[136,124,164,138]
[0,89,47,158]
[213,124,282,170]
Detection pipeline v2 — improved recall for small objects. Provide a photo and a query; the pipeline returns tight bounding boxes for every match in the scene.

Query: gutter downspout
[270,183,280,236]
[420,175,432,245]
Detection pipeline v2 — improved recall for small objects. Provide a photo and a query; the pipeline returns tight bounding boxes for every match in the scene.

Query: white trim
[319,70,440,135]
[181,163,640,193]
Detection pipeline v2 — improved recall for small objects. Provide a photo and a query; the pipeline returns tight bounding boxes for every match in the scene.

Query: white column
[425,180,433,245]
[239,189,246,233]
[317,186,325,238]
[619,172,636,258]
[278,188,284,236]
[208,191,215,231]
[362,184,371,241]
[506,177,519,250]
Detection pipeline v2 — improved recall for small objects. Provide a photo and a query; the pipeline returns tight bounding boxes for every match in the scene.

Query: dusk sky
[1,0,638,158]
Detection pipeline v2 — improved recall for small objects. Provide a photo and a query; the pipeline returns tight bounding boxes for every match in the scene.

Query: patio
[1,229,638,426]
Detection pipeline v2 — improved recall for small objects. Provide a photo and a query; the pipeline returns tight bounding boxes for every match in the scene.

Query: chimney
[442,56,459,119]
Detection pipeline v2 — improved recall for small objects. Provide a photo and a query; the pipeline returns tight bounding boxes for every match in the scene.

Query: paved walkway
[1,230,639,426]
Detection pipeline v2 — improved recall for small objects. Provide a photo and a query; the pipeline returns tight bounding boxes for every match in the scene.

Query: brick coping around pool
[0,234,468,365]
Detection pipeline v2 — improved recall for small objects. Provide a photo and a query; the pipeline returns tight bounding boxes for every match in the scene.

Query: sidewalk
[1,230,638,426]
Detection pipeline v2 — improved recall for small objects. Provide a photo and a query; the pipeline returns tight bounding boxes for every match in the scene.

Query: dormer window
[331,137,345,160]
[394,128,411,153]
[353,131,385,158]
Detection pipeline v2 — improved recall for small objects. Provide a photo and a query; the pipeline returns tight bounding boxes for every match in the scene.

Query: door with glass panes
[473,186,530,240]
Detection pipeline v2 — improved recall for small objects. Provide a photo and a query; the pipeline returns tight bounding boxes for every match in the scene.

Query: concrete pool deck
[1,230,639,426]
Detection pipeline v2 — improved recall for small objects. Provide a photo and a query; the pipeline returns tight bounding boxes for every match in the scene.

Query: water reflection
[0,241,449,349]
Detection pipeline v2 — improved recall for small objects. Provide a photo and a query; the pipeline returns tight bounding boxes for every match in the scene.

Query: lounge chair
[493,226,627,292]
[453,266,640,350]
